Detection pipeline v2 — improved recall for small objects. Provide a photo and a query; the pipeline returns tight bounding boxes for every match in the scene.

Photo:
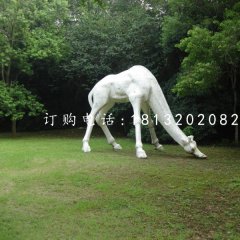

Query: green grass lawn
[0,130,239,240]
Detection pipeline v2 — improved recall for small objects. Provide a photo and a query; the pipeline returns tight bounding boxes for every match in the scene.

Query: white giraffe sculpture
[82,65,207,159]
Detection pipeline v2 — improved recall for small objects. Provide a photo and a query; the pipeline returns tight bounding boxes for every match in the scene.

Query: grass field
[0,130,239,240]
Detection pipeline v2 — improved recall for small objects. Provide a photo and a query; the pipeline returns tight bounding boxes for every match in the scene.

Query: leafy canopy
[0,81,45,121]
[0,0,68,83]
[173,3,240,96]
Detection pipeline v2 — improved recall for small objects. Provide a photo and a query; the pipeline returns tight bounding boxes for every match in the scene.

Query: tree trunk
[232,67,238,145]
[6,63,11,86]
[233,88,238,145]
[12,119,17,137]
[1,63,5,82]
[235,123,239,145]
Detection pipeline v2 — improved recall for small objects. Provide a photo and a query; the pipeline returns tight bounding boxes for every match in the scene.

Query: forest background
[0,0,239,144]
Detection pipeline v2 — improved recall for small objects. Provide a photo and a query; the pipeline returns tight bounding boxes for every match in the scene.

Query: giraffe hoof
[113,144,122,150]
[155,144,164,151]
[136,149,147,159]
[82,142,91,152]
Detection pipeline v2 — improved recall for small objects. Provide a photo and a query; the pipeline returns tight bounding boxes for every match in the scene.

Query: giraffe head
[182,135,207,159]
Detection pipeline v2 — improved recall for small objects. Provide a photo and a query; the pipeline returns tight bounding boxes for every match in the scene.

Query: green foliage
[171,3,240,143]
[213,4,240,67]
[161,14,191,54]
[160,0,237,53]
[0,0,68,84]
[0,81,12,117]
[64,0,162,87]
[59,0,163,124]
[174,4,240,97]
[26,29,65,61]
[0,0,238,143]
[0,81,45,121]
[183,126,194,136]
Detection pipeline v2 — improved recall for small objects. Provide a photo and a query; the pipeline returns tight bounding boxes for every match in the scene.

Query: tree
[174,3,240,144]
[0,0,68,134]
[62,0,162,120]
[65,0,162,82]
[0,81,45,136]
[173,27,220,95]
[0,0,68,85]
[161,0,237,54]
[213,5,240,144]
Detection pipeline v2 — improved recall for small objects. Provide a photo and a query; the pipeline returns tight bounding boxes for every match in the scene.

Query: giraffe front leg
[82,140,91,152]
[130,96,147,159]
[112,142,122,150]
